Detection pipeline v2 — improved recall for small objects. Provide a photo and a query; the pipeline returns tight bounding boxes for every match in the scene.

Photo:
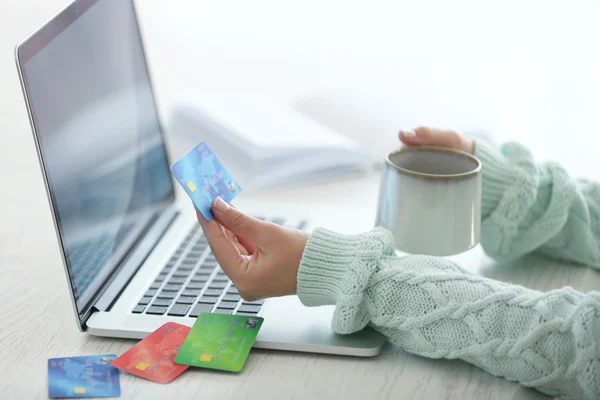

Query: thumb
[211,197,276,246]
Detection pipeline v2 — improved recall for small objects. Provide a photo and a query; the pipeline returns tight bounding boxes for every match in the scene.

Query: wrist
[296,227,395,307]
[288,229,309,296]
[474,140,520,218]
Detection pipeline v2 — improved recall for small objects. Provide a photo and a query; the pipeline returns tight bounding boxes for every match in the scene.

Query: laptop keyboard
[133,216,304,317]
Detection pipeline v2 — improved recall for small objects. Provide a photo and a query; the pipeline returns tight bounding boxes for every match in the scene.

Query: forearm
[298,228,600,400]
[475,140,600,269]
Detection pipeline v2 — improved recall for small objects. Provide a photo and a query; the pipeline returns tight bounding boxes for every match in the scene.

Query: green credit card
[175,313,263,372]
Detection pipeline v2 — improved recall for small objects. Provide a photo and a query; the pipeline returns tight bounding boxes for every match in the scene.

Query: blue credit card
[170,141,242,220]
[48,354,121,398]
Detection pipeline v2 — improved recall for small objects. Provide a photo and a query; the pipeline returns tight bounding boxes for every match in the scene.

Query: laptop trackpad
[256,295,386,356]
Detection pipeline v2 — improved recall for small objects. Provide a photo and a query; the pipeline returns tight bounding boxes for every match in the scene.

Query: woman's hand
[399,127,474,154]
[196,198,309,301]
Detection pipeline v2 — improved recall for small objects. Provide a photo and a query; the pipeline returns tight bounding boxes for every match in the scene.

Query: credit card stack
[48,315,264,397]
[48,143,262,398]
[112,314,263,382]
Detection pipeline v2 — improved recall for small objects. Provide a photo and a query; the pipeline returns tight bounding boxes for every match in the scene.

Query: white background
[3,0,600,178]
[138,0,600,176]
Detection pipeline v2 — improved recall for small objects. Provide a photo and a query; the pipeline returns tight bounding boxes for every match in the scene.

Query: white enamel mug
[375,146,482,256]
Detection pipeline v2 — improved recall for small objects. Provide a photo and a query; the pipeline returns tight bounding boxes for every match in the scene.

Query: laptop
[15,0,386,357]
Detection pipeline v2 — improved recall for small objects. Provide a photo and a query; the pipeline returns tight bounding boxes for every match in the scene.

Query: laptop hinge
[91,205,180,313]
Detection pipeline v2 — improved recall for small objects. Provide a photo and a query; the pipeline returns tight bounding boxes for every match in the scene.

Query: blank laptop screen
[19,0,174,315]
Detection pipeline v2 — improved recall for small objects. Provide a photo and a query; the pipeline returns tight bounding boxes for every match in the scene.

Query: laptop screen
[18,0,174,316]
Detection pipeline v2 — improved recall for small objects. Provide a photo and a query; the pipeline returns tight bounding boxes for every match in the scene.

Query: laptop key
[152,298,172,307]
[214,308,231,315]
[146,306,168,315]
[172,271,190,278]
[162,284,181,292]
[138,297,152,305]
[237,310,259,315]
[203,289,222,297]
[195,270,212,276]
[208,281,227,290]
[186,282,204,290]
[182,289,201,297]
[222,294,240,302]
[227,287,239,295]
[216,302,236,310]
[132,305,146,314]
[168,304,191,317]
[212,277,229,283]
[168,277,186,285]
[176,296,196,305]
[242,300,264,306]
[198,296,217,304]
[144,290,157,298]
[238,305,261,314]
[157,291,177,299]
[190,276,208,283]
[149,282,161,290]
[189,303,212,317]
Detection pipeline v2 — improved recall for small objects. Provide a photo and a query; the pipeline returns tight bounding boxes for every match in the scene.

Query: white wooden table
[1,1,599,399]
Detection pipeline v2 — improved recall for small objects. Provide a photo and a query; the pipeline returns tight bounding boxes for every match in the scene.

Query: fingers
[211,197,277,247]
[399,127,460,147]
[399,127,474,154]
[223,226,251,256]
[196,209,247,280]
[227,203,257,251]
[236,235,258,254]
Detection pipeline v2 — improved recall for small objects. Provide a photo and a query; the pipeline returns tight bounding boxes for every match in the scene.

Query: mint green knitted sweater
[297,141,600,400]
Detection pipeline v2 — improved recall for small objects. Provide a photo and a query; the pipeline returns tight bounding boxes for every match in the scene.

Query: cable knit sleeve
[298,227,600,400]
[475,140,600,269]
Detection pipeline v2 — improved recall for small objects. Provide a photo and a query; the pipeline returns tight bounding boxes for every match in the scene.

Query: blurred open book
[167,95,376,189]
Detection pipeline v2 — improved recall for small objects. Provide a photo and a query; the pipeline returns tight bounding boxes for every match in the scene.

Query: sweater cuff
[297,227,394,307]
[474,140,519,217]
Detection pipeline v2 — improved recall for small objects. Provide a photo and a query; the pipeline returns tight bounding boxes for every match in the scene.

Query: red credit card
[111,322,191,384]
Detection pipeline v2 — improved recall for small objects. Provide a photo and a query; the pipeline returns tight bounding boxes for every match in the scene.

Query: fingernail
[213,197,230,213]
[401,129,417,138]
